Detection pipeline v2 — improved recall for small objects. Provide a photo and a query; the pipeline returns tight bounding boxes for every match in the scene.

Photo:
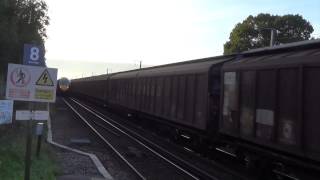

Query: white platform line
[46,103,113,180]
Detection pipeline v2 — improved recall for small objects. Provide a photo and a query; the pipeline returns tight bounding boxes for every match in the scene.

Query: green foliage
[0,126,58,180]
[0,0,49,64]
[223,13,314,55]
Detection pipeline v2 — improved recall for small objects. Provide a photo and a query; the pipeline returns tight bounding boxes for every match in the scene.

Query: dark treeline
[0,0,49,98]
[224,13,314,54]
[0,0,49,65]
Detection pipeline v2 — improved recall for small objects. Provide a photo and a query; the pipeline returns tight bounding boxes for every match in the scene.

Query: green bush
[0,125,58,180]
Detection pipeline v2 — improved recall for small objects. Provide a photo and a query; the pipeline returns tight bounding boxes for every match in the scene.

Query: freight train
[67,39,320,179]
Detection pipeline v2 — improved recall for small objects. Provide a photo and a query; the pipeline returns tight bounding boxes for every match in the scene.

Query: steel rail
[63,98,146,180]
[70,97,220,180]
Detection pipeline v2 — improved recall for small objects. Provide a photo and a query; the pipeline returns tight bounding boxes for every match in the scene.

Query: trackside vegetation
[0,125,58,180]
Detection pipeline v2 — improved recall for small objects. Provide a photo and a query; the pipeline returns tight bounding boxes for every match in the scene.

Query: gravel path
[54,149,100,176]
[50,97,133,179]
[50,97,102,178]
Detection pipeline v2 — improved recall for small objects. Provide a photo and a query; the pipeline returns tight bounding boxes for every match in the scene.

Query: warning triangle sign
[36,69,54,86]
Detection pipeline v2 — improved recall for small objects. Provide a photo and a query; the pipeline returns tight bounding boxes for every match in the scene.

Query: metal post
[139,61,142,69]
[35,122,44,158]
[36,134,42,158]
[24,102,33,180]
[270,29,275,47]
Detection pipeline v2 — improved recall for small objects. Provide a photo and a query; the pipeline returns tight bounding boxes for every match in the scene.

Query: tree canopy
[0,0,49,64]
[223,13,314,55]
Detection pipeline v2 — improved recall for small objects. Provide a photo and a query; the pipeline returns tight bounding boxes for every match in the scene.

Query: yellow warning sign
[36,69,54,86]
[35,89,53,100]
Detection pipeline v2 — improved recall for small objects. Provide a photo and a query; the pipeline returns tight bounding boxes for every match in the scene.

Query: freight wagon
[68,39,320,179]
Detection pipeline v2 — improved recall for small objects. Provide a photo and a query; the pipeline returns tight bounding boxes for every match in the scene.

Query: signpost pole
[24,102,33,180]
[35,131,42,157]
[35,122,44,158]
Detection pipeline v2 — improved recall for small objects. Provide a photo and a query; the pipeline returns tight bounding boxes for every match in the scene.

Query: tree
[223,13,314,55]
[0,0,49,64]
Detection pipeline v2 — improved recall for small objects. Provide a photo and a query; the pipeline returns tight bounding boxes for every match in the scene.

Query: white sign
[5,63,57,102]
[16,110,49,121]
[0,100,13,124]
[256,109,274,126]
[16,110,32,120]
[224,72,236,85]
[34,111,49,120]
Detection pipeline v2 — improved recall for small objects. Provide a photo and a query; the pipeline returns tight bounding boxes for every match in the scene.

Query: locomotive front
[58,77,70,93]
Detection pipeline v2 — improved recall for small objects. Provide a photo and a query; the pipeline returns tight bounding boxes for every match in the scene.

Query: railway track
[63,97,250,180]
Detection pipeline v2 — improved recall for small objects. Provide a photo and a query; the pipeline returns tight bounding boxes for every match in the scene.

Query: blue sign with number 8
[23,44,44,66]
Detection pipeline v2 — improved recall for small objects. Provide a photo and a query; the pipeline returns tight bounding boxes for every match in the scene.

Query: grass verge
[0,124,58,180]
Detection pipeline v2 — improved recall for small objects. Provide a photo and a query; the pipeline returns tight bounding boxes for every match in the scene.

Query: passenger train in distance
[57,77,70,95]
[65,39,320,179]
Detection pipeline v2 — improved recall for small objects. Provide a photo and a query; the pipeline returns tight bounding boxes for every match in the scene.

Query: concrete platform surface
[57,175,108,180]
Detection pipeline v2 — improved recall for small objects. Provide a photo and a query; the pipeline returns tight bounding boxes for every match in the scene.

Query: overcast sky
[44,0,320,78]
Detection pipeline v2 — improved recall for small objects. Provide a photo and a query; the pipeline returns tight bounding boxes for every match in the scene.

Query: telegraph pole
[260,28,277,47]
[270,28,276,47]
